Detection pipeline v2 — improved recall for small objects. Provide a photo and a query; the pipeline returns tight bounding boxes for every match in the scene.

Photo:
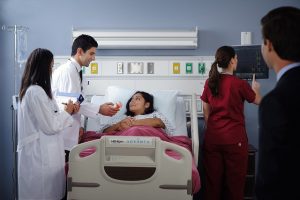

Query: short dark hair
[261,6,300,62]
[71,34,98,56]
[125,91,155,116]
[19,48,53,101]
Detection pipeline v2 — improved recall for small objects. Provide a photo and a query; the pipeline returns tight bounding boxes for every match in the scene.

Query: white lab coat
[17,85,73,200]
[52,58,100,151]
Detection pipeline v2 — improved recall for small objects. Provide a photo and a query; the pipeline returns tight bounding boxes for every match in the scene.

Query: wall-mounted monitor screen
[233,45,269,80]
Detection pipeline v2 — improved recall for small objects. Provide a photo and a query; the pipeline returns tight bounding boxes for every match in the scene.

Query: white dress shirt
[52,58,100,150]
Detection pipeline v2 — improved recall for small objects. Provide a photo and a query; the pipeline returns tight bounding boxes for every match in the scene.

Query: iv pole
[2,24,28,200]
[2,25,28,94]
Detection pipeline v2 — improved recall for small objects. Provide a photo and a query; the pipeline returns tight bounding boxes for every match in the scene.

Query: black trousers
[62,150,70,200]
[65,150,70,162]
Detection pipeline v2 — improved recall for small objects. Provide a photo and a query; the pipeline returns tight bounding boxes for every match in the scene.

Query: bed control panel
[106,136,155,147]
[103,136,156,166]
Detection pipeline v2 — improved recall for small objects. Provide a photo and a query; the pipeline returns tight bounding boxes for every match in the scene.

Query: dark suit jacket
[255,66,300,200]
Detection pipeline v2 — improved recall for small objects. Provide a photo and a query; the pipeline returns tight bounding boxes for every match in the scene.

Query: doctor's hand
[99,102,119,116]
[64,100,75,115]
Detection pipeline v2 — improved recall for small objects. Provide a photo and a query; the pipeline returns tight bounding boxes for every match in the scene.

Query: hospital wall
[1,0,300,199]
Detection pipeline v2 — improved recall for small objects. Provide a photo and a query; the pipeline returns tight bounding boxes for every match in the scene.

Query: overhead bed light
[72,27,198,49]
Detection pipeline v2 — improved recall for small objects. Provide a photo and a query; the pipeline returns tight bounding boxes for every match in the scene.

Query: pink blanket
[80,126,201,194]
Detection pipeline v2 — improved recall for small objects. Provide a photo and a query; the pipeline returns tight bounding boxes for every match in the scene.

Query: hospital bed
[67,88,200,200]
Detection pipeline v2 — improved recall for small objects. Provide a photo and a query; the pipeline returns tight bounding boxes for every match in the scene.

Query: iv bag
[17,30,28,64]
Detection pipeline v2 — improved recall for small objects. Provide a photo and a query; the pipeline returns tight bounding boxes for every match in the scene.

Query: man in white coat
[52,34,118,161]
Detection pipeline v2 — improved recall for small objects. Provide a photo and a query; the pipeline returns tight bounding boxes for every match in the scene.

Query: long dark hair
[71,34,98,56]
[19,48,53,101]
[125,91,155,117]
[261,6,300,62]
[208,46,236,96]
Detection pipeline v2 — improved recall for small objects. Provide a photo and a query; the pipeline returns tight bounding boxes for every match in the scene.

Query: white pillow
[151,90,178,128]
[104,86,136,117]
[105,86,178,128]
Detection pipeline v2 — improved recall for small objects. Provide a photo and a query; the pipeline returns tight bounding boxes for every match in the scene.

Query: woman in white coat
[17,48,77,200]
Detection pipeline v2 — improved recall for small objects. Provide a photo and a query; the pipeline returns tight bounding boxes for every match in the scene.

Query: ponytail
[208,46,235,97]
[208,61,220,96]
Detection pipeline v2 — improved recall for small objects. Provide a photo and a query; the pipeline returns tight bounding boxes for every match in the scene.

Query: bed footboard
[67,136,193,200]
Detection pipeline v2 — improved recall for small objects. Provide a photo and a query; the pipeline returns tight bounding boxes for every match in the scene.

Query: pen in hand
[61,94,85,105]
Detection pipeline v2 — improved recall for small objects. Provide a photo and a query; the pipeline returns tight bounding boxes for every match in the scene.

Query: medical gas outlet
[186,63,193,74]
[172,63,181,74]
[198,63,206,75]
[91,63,98,74]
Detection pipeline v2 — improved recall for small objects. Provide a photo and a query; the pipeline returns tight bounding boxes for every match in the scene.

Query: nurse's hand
[99,102,119,116]
[251,74,262,105]
[251,74,261,91]
[64,100,75,115]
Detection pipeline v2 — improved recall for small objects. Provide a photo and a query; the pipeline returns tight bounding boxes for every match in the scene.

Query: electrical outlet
[117,62,123,74]
[241,32,252,45]
[147,62,154,74]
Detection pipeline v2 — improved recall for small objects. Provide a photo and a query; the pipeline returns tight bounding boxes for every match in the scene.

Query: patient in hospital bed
[79,90,201,194]
[101,91,175,135]
[80,90,177,142]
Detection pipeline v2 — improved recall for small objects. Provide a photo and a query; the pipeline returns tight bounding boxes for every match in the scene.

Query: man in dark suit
[255,6,300,200]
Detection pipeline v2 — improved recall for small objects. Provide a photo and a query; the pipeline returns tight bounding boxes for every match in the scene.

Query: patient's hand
[99,102,119,116]
[103,117,135,133]
[117,117,134,131]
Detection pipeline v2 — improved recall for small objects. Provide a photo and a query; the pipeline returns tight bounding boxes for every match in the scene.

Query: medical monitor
[233,45,269,80]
